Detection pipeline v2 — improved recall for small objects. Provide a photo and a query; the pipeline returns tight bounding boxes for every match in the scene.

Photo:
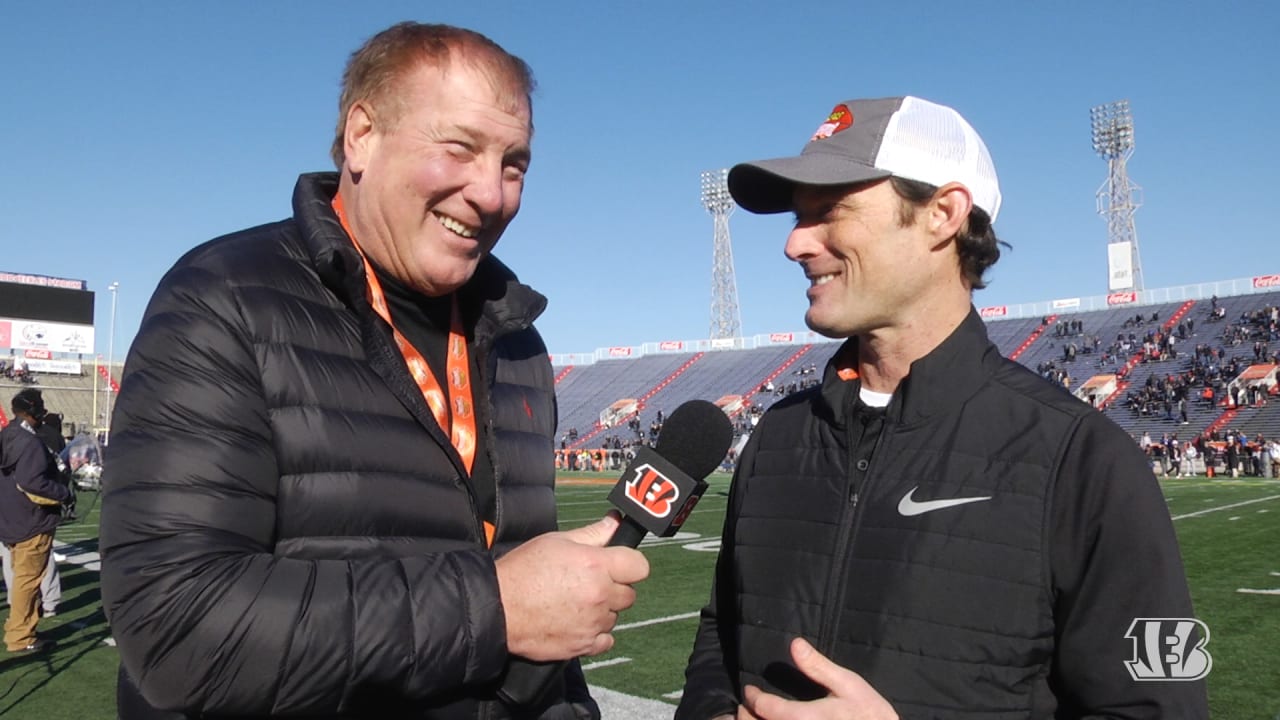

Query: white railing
[549,272,1280,367]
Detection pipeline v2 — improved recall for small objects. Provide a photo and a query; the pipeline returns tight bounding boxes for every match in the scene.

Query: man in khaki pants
[0,388,69,653]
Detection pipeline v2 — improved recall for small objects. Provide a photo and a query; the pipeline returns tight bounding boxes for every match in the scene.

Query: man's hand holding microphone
[496,512,647,660]
[495,400,735,706]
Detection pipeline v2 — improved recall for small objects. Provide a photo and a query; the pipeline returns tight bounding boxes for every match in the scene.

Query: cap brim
[728,155,891,214]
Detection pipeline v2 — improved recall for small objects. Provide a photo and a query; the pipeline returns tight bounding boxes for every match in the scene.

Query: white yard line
[1171,495,1280,520]
[52,538,100,571]
[581,657,632,671]
[591,685,679,719]
[616,611,700,632]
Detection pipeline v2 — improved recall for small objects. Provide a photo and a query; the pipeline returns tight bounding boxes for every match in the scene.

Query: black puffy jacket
[101,173,583,719]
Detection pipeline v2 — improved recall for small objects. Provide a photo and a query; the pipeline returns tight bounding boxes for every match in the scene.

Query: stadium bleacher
[552,289,1280,473]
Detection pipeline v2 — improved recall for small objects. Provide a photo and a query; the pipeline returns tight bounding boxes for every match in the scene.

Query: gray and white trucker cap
[727,96,1002,222]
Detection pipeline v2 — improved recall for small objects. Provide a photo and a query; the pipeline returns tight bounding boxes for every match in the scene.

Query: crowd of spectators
[0,360,38,384]
[1137,428,1280,478]
[551,298,1279,480]
[757,362,822,399]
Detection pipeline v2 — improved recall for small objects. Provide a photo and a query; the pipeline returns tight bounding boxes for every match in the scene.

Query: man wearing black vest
[100,22,647,720]
[678,97,1208,719]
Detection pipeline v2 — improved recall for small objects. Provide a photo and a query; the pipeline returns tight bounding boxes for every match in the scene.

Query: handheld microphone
[496,399,734,709]
[605,399,734,547]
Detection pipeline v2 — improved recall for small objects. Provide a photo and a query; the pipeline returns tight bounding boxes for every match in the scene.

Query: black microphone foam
[654,399,735,481]
[606,400,734,546]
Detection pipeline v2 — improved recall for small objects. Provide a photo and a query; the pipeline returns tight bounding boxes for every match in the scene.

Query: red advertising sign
[98,363,120,393]
[1107,292,1137,305]
[1252,274,1280,289]
[769,332,794,343]
[658,340,684,351]
[607,346,633,358]
[23,348,52,360]
[979,305,1008,318]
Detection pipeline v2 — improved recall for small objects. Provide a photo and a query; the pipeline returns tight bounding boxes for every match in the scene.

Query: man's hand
[496,513,650,661]
[740,638,897,720]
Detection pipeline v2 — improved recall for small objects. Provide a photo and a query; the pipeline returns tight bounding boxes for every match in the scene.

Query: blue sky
[4,2,1277,358]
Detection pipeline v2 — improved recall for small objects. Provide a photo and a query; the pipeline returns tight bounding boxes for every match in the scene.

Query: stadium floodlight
[700,169,742,340]
[106,281,119,444]
[1090,100,1144,292]
[1091,100,1135,159]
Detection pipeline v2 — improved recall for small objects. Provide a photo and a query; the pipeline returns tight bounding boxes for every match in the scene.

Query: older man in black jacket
[1,388,70,654]
[101,22,647,720]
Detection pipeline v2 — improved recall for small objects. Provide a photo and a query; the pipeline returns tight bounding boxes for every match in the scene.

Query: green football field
[2,476,1277,719]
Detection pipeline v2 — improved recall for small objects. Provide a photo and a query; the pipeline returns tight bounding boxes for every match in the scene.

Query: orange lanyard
[331,193,477,478]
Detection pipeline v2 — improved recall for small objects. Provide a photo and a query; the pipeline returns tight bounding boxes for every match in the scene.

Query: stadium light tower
[701,169,742,339]
[1090,100,1144,292]
[106,281,119,444]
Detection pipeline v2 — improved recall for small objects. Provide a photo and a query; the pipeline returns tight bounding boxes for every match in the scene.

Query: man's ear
[928,182,973,244]
[344,101,377,175]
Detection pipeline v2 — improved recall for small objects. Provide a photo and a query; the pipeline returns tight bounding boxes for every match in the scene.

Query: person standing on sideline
[1,388,70,653]
[101,22,647,720]
[678,96,1207,719]
[1,405,67,618]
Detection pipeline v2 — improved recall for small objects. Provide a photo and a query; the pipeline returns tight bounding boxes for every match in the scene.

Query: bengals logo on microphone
[625,463,680,518]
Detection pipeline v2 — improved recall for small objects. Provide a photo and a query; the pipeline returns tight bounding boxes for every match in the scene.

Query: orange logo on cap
[811,104,853,142]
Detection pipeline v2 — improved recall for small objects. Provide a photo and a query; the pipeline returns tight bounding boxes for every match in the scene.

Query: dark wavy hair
[889,176,1008,290]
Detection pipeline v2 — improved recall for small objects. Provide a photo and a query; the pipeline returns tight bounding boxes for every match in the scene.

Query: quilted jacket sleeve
[1048,413,1209,719]
[99,262,508,716]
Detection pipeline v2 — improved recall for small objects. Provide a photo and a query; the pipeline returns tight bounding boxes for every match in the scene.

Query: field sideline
[1,476,1276,719]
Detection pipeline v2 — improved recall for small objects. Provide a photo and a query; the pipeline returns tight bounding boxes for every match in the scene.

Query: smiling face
[785,179,957,340]
[340,57,532,297]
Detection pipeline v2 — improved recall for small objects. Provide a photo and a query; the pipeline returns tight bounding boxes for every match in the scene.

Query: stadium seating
[552,291,1280,458]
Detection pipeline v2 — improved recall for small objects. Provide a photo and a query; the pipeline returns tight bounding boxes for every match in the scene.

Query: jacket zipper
[816,411,888,657]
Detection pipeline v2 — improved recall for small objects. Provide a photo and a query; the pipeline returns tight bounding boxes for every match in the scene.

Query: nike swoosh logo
[897,486,993,516]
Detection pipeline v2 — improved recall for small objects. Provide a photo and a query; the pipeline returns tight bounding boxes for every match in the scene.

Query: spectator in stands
[0,388,70,654]
[1225,435,1240,477]
[677,95,1205,719]
[1256,435,1270,478]
[1167,437,1183,478]
[1269,438,1280,478]
[99,22,646,720]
